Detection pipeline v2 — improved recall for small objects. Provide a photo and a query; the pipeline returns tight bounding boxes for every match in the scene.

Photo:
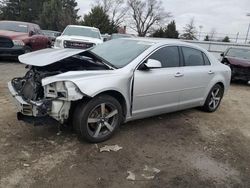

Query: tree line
[0,0,79,31]
[0,0,231,42]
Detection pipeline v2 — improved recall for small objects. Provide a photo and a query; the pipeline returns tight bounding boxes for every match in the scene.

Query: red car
[221,47,250,82]
[0,20,50,57]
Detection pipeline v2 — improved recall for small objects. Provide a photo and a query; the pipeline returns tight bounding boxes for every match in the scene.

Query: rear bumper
[0,46,25,57]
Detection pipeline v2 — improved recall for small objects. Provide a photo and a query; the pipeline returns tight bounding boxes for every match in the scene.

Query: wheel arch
[202,79,226,106]
[95,90,127,122]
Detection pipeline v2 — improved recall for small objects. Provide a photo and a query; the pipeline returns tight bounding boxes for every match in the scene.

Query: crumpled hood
[18,48,86,66]
[227,57,250,67]
[0,30,28,40]
[57,35,103,44]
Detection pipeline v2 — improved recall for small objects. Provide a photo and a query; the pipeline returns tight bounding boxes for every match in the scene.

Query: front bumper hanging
[8,82,70,123]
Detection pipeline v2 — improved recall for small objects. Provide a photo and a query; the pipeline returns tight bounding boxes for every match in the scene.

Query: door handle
[175,72,184,77]
[208,70,214,75]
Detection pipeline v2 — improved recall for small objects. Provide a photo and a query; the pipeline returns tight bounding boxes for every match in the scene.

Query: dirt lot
[0,61,250,188]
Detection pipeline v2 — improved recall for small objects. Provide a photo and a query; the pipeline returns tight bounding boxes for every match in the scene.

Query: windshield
[42,30,60,37]
[226,48,250,60]
[63,26,101,39]
[90,39,153,68]
[0,22,28,33]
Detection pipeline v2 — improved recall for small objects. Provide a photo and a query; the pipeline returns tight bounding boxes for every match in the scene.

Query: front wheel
[202,84,224,112]
[73,95,123,143]
[23,46,32,54]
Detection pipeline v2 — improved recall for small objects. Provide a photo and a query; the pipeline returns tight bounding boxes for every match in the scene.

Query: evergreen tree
[222,36,230,42]
[204,35,210,41]
[0,0,22,21]
[165,20,179,38]
[82,6,117,34]
[152,27,165,38]
[151,20,179,39]
[39,0,79,31]
[181,18,197,40]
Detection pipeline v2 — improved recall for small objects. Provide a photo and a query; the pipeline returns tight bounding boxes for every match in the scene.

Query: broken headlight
[44,81,83,101]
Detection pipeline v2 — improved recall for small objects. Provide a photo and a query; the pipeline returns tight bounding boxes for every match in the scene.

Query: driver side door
[132,46,185,119]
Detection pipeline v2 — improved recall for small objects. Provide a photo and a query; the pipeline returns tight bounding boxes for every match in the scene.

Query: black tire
[73,95,123,143]
[24,46,32,54]
[202,84,224,112]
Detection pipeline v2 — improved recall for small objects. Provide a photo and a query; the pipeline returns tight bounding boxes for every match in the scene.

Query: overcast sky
[76,0,250,38]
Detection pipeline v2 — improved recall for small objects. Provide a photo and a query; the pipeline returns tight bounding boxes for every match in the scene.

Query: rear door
[179,47,215,109]
[132,46,185,119]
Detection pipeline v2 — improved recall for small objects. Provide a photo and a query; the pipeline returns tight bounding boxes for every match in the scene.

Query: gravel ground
[0,61,250,188]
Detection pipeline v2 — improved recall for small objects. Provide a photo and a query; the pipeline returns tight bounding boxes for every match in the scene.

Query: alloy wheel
[208,88,221,110]
[87,103,119,139]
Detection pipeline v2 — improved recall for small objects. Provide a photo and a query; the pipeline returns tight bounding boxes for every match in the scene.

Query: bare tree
[93,0,128,27]
[181,18,197,40]
[209,28,217,41]
[127,0,171,37]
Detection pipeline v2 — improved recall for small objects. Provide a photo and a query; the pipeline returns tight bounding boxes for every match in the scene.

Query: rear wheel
[202,84,224,112]
[73,95,123,143]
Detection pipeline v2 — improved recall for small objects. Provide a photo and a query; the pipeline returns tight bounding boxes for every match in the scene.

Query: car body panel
[226,57,250,67]
[221,47,250,81]
[9,38,231,123]
[18,48,86,66]
[0,20,49,56]
[54,25,103,49]
[132,68,181,118]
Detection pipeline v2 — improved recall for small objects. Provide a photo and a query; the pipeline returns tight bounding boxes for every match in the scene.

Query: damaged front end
[8,48,111,124]
[9,68,84,123]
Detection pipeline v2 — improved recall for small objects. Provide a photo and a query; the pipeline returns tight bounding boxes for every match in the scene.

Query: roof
[66,25,99,30]
[125,37,193,45]
[123,37,210,53]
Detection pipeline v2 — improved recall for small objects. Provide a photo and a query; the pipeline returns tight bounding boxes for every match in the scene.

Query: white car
[54,25,103,49]
[8,38,231,143]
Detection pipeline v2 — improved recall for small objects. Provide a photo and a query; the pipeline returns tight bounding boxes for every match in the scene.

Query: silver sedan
[8,38,231,142]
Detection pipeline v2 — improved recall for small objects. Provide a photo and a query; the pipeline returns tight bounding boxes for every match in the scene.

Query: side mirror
[220,53,224,57]
[29,31,35,36]
[144,59,162,69]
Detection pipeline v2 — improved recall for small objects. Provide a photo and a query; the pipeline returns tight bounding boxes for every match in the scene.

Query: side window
[148,46,180,68]
[182,47,204,66]
[202,53,211,65]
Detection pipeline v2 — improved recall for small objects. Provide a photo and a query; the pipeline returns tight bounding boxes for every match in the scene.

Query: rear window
[182,47,204,66]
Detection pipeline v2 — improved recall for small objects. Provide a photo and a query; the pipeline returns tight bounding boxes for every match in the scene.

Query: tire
[24,46,32,54]
[202,84,224,112]
[73,95,123,143]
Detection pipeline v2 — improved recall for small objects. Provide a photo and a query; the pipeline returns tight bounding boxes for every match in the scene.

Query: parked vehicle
[42,30,61,47]
[111,33,134,40]
[0,21,50,57]
[221,47,250,82]
[8,38,231,143]
[101,34,111,42]
[54,25,103,49]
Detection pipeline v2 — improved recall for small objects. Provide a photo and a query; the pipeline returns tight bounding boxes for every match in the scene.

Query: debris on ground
[99,145,123,152]
[143,165,161,174]
[126,165,161,181]
[126,171,136,181]
[23,163,30,167]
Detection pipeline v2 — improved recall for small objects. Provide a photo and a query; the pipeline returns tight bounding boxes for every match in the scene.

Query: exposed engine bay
[12,52,109,102]
[9,52,110,123]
